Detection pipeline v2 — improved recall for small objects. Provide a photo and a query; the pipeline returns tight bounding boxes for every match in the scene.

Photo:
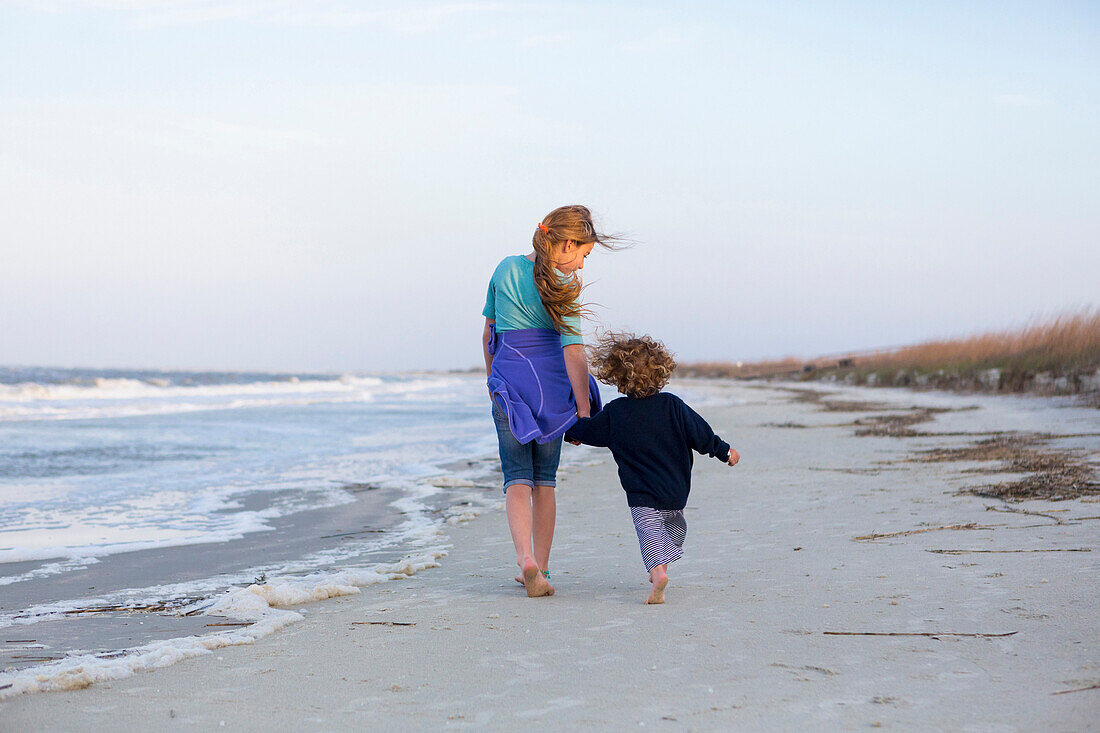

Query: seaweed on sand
[914,434,1100,501]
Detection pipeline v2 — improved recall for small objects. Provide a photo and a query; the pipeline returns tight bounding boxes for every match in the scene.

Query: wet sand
[2,382,1097,730]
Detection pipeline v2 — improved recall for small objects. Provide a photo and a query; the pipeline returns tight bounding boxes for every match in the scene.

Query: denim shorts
[492,401,562,493]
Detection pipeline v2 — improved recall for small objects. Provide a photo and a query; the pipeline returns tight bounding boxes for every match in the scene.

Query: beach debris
[853,522,998,541]
[19,593,214,622]
[852,408,953,438]
[352,621,416,627]
[341,482,382,492]
[319,527,387,540]
[1051,682,1100,695]
[771,662,836,676]
[985,504,1066,524]
[779,388,894,413]
[775,386,972,437]
[429,476,477,488]
[928,548,1091,554]
[204,622,253,627]
[914,434,1100,501]
[823,631,1017,638]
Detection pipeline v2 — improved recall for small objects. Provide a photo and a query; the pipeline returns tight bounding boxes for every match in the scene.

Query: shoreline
[2,382,1098,729]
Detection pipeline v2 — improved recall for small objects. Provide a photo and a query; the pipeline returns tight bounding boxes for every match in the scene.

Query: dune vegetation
[682,309,1100,396]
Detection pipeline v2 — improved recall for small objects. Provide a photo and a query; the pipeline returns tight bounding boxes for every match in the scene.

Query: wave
[0,375,379,402]
[0,374,464,422]
[0,471,501,701]
[0,549,446,699]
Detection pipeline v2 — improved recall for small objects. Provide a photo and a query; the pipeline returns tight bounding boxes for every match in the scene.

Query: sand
[2,383,1097,731]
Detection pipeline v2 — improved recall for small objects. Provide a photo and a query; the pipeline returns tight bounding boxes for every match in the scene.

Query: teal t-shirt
[482,255,584,347]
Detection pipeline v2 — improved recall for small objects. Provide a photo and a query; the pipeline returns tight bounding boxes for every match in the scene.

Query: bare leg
[531,485,556,573]
[646,564,669,605]
[505,485,553,598]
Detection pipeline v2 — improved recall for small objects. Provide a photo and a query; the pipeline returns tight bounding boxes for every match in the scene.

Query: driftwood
[352,621,416,627]
[1051,682,1100,695]
[824,631,1017,638]
[986,504,1065,524]
[204,622,253,627]
[928,548,1091,555]
[853,523,998,541]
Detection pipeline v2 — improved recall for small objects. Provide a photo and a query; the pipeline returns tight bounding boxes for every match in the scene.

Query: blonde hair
[532,205,620,335]
[588,332,676,398]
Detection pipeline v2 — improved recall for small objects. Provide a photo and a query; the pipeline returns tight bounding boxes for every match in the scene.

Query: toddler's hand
[727,448,740,467]
[567,438,581,446]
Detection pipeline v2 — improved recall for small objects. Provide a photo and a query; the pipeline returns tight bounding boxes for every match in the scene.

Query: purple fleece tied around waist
[487,325,602,444]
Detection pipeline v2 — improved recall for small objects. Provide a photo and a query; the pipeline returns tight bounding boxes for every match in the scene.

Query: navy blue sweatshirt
[564,391,731,510]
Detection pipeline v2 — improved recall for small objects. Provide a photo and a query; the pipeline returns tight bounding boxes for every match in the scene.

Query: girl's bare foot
[515,569,549,585]
[521,559,554,597]
[645,566,668,604]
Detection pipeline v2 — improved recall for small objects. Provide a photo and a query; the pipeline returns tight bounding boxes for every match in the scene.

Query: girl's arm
[563,344,591,418]
[482,318,495,377]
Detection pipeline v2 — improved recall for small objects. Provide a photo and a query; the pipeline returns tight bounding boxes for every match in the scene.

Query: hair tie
[537,222,549,233]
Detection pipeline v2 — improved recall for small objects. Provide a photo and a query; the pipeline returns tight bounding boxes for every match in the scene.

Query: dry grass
[865,309,1100,376]
[682,309,1100,395]
[683,357,803,380]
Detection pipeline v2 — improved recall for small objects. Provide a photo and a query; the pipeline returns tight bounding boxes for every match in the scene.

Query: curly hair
[588,332,676,398]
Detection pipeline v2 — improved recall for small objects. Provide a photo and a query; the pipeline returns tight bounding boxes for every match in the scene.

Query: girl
[482,205,615,598]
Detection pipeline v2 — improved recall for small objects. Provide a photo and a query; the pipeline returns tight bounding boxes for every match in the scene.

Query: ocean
[0,366,515,694]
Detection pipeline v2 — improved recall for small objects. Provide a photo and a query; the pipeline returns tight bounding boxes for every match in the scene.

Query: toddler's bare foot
[645,567,668,605]
[521,559,554,598]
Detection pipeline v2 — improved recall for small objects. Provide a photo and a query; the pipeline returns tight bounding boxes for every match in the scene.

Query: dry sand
[2,383,1098,731]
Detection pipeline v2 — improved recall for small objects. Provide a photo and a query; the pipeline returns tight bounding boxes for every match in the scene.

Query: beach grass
[683,308,1100,395]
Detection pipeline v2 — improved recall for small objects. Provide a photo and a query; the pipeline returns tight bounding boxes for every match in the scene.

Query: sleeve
[679,399,731,461]
[564,410,611,447]
[482,279,495,320]
[558,271,584,346]
[559,314,584,347]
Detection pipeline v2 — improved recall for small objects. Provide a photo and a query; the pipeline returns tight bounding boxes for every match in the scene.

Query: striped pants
[630,507,687,572]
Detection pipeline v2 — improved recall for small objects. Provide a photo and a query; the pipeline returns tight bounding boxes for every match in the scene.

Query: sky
[1,0,1097,372]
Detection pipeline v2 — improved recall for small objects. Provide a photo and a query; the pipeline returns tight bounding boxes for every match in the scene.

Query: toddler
[565,333,740,604]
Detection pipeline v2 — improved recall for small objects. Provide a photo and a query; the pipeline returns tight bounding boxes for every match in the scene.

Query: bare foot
[645,568,668,605]
[521,559,554,598]
[515,570,548,585]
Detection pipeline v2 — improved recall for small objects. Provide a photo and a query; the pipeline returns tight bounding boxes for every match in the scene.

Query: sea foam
[0,550,446,699]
